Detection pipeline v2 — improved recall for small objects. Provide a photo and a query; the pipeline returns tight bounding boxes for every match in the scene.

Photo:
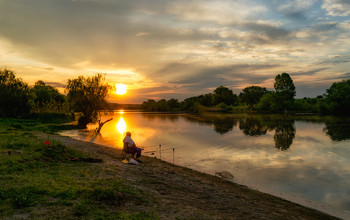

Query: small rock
[215,171,234,180]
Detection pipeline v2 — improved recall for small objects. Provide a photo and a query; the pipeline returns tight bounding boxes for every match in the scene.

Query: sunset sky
[1,0,350,103]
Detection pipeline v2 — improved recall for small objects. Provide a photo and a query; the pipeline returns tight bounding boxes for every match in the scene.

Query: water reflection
[213,117,236,134]
[324,118,350,141]
[274,119,296,151]
[184,114,237,135]
[116,117,127,134]
[239,117,268,136]
[197,114,297,150]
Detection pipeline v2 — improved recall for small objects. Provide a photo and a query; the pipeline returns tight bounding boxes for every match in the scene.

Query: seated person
[123,131,142,160]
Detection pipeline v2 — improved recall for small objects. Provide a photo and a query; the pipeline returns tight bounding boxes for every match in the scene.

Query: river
[59,111,350,219]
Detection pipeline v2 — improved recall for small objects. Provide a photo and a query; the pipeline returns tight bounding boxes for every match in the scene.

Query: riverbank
[33,132,339,219]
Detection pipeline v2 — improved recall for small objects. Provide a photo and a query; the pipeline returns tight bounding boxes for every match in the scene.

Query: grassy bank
[0,118,158,219]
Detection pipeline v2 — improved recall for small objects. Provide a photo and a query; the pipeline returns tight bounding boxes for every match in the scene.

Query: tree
[157,99,167,111]
[274,73,296,112]
[66,74,111,128]
[325,79,350,115]
[0,69,31,117]
[239,86,267,109]
[256,92,275,111]
[180,97,199,111]
[141,99,157,111]
[31,80,66,112]
[198,93,213,107]
[212,86,238,106]
[166,98,180,110]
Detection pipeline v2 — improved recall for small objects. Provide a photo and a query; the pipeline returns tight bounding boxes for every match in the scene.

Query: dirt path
[35,132,339,220]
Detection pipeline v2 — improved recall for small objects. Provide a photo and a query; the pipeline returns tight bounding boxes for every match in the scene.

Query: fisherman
[123,132,142,161]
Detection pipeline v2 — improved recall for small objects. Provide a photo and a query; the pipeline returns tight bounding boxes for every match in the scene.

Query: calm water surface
[60,111,350,219]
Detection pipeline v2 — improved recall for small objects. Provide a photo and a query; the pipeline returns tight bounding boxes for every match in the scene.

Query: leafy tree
[180,97,199,111]
[31,80,66,112]
[274,73,296,112]
[0,69,31,117]
[141,98,180,112]
[256,92,277,112]
[239,86,267,109]
[141,99,157,111]
[212,86,238,106]
[166,98,180,110]
[157,99,168,111]
[198,93,213,107]
[66,73,111,128]
[325,79,350,115]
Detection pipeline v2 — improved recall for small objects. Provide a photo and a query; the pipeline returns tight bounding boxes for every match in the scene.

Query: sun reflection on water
[116,117,127,134]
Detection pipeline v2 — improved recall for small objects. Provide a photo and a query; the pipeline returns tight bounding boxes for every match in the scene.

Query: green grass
[0,118,159,219]
[0,116,79,134]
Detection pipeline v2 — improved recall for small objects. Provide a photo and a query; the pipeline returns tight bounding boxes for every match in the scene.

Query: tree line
[1,68,350,128]
[141,72,350,115]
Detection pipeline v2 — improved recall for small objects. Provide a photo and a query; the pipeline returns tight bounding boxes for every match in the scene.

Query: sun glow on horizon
[115,83,127,95]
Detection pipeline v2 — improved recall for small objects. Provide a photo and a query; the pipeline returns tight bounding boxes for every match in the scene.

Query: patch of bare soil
[34,132,339,220]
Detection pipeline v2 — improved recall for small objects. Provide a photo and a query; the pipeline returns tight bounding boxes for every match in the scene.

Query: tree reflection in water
[182,113,349,151]
[184,114,237,135]
[237,115,296,150]
[273,119,296,151]
[239,117,268,136]
[323,118,350,142]
[213,118,237,134]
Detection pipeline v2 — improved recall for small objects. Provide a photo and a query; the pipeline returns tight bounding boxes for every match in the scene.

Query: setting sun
[115,83,127,95]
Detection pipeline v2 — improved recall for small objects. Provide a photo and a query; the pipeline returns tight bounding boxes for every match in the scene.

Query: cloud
[27,66,55,71]
[334,72,350,79]
[164,63,280,93]
[311,22,338,32]
[45,81,67,88]
[318,55,350,65]
[136,32,150,37]
[322,0,350,16]
[292,68,330,76]
[241,21,291,43]
[168,1,267,25]
[278,0,316,20]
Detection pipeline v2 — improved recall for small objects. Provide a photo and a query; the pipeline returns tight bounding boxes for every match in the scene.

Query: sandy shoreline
[35,132,340,220]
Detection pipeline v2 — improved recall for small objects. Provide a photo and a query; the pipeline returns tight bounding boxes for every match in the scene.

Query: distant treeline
[108,103,141,110]
[1,68,350,122]
[141,72,350,116]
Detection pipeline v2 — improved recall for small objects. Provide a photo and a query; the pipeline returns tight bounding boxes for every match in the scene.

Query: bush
[326,79,350,115]
[256,93,274,111]
[0,69,31,117]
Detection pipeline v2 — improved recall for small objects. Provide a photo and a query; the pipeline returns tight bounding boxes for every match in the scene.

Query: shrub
[0,69,31,117]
